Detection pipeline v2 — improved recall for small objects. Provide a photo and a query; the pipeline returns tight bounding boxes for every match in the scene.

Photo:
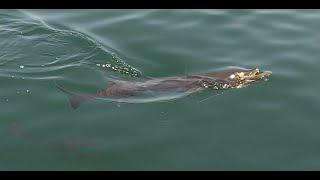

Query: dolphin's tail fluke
[54,81,95,109]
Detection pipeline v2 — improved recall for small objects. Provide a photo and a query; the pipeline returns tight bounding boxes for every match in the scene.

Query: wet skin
[97,67,272,98]
[55,67,272,109]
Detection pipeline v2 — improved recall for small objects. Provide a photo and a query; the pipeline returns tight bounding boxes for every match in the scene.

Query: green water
[0,9,319,170]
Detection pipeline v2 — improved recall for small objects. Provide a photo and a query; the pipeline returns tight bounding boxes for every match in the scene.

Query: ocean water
[0,9,319,170]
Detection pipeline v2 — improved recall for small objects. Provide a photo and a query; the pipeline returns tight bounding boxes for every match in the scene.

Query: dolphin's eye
[229,74,235,79]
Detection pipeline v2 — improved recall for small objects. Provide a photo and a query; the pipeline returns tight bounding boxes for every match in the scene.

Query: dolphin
[55,67,272,109]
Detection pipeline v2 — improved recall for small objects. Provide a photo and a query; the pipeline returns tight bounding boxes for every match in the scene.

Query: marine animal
[55,67,272,109]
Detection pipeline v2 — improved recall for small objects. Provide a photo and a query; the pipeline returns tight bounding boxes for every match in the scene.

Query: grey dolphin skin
[55,67,272,109]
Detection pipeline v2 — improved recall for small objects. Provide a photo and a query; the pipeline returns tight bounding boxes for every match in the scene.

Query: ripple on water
[0,12,141,82]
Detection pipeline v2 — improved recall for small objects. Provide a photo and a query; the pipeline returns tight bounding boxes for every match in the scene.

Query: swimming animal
[55,67,272,109]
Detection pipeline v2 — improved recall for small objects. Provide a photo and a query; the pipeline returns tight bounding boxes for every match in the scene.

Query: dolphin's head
[227,67,272,88]
[204,67,272,90]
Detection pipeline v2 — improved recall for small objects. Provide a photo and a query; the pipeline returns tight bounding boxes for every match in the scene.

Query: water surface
[0,9,319,170]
